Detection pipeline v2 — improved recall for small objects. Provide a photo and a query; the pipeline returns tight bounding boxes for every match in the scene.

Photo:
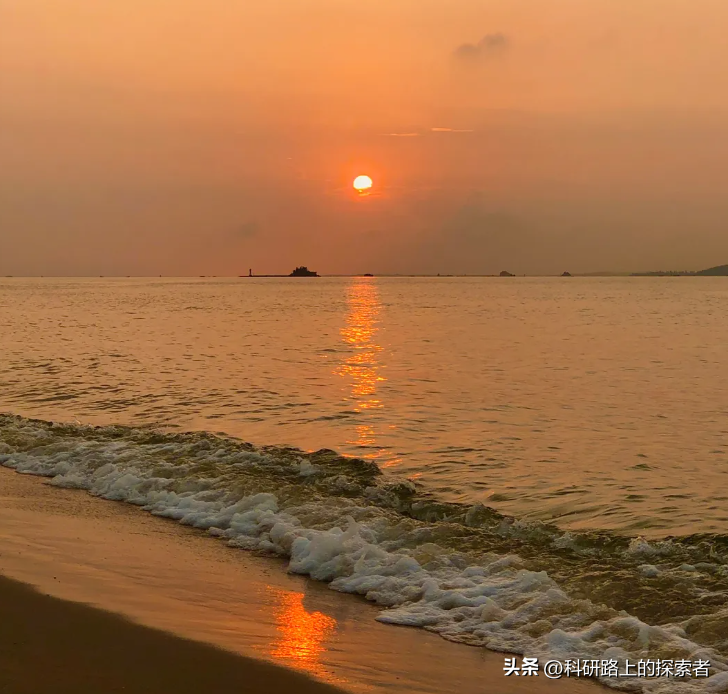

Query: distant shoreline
[630,263,728,277]
[2,267,726,279]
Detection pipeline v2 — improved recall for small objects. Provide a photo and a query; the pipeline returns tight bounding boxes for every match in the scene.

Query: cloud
[232,221,259,240]
[384,130,476,137]
[454,33,509,61]
[408,203,535,274]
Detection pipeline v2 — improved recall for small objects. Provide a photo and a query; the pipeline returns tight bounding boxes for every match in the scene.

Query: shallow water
[3,414,728,694]
[1,275,728,536]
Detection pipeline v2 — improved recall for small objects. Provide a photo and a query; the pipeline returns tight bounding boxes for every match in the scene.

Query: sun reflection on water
[334,278,399,467]
[268,588,339,681]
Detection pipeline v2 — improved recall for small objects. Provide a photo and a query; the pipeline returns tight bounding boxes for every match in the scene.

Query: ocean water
[2,276,728,692]
[2,276,727,535]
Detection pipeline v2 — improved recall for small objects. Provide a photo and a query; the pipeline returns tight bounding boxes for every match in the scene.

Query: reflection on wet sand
[268,587,340,682]
[335,278,399,466]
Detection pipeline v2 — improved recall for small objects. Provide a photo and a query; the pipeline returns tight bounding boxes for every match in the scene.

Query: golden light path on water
[334,278,401,469]
[268,588,341,683]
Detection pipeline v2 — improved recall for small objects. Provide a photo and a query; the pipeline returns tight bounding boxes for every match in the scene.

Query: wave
[1,413,727,692]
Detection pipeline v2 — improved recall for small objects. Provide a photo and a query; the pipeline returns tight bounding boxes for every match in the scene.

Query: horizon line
[3,272,724,279]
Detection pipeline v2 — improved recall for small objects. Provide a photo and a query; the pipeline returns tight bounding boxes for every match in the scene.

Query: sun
[353,175,373,193]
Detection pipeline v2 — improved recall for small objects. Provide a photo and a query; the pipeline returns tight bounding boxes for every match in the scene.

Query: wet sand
[0,574,341,694]
[0,466,604,694]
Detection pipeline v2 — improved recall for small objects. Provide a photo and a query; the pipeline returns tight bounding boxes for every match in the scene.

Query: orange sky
[2,0,728,275]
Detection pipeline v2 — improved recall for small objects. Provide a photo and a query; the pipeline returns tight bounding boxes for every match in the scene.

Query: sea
[2,276,728,692]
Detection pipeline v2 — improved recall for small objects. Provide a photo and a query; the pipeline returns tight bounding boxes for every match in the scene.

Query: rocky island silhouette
[241,267,320,278]
[289,266,319,277]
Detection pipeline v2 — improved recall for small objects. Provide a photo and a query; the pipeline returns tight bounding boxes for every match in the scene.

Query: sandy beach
[0,466,604,694]
[0,574,341,694]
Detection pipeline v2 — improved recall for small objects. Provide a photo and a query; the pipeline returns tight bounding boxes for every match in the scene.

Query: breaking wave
[2,413,728,693]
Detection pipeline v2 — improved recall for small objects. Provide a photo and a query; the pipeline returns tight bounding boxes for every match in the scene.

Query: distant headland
[631,264,728,277]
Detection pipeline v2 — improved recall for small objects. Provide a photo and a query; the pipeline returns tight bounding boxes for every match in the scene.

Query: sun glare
[353,175,373,192]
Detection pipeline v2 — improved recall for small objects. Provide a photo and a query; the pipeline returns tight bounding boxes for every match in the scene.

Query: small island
[561,271,572,277]
[289,266,319,277]
[499,270,515,277]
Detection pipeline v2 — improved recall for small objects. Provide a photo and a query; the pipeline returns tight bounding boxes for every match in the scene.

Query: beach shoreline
[0,573,342,694]
[0,466,604,694]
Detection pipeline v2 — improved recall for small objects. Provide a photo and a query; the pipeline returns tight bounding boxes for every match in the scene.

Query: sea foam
[1,414,727,693]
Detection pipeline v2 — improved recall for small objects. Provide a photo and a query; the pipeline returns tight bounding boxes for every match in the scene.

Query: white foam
[1,420,727,693]
[640,564,661,578]
[298,459,319,477]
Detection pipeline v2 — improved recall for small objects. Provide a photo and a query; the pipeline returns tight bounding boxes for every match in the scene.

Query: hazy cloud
[454,33,509,61]
[405,199,542,275]
[431,127,474,133]
[232,221,259,240]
